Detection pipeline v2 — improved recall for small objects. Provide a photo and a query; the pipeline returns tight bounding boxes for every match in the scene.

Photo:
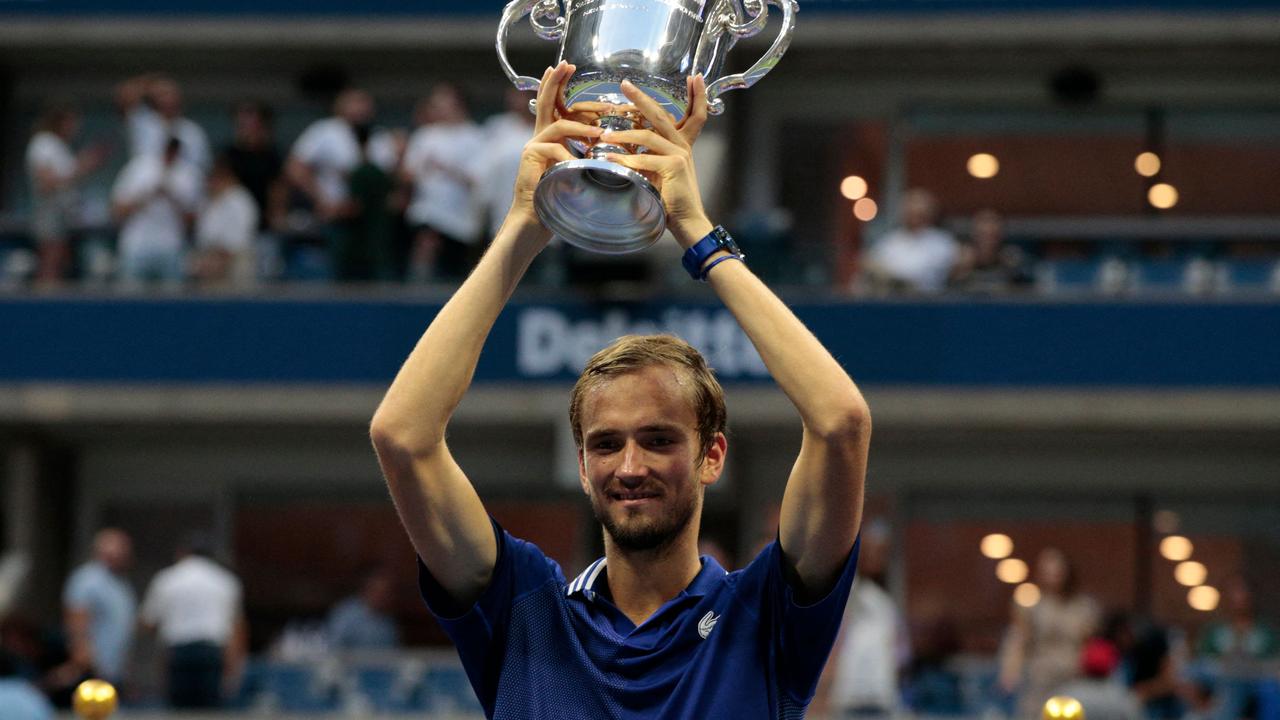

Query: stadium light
[996,558,1029,584]
[1188,585,1220,612]
[1014,583,1041,608]
[1175,561,1208,587]
[967,153,1000,179]
[1159,536,1193,561]
[840,176,869,201]
[1135,152,1162,177]
[853,198,879,222]
[1149,183,1179,209]
[980,533,1014,559]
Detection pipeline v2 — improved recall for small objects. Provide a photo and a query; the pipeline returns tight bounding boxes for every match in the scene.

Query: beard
[592,486,699,554]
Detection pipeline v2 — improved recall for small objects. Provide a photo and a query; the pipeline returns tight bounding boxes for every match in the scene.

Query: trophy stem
[584,114,638,189]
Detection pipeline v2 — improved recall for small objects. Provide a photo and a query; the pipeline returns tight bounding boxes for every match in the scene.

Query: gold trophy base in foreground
[73,679,118,720]
[1044,695,1086,720]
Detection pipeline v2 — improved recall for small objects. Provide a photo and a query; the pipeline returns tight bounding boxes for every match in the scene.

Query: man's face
[577,365,723,554]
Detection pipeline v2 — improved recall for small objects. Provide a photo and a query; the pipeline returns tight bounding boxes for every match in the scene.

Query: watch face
[715,227,741,255]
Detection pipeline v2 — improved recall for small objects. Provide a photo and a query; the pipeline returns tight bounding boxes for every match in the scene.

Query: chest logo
[697,611,719,639]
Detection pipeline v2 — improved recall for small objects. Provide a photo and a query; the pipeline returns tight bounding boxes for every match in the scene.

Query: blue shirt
[0,679,54,720]
[418,520,860,719]
[326,597,401,650]
[62,561,137,683]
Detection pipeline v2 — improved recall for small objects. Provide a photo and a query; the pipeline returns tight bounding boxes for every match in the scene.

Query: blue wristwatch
[681,225,744,281]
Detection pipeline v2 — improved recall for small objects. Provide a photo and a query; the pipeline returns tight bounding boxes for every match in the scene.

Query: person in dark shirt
[223,100,284,232]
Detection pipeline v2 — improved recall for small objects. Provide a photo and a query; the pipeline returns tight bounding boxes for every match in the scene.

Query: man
[111,136,204,285]
[139,534,247,709]
[116,74,211,173]
[193,153,260,287]
[326,568,401,651]
[59,529,136,689]
[862,188,959,294]
[370,63,870,718]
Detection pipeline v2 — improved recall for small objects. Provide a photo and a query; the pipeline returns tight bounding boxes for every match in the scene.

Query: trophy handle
[704,0,798,116]
[497,0,567,96]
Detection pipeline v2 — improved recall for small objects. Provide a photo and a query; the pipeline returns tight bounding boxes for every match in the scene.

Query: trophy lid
[534,158,666,254]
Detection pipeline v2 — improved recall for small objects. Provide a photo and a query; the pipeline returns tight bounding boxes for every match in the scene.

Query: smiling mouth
[609,491,661,503]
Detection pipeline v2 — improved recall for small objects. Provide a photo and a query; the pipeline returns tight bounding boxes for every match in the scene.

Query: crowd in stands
[18,73,536,289]
[17,73,1277,296]
[1,522,1276,718]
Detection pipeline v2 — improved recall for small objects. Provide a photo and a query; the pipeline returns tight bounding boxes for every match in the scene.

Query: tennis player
[371,62,870,719]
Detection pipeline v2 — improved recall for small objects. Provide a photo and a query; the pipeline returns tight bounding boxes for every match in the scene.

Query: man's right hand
[507,62,605,229]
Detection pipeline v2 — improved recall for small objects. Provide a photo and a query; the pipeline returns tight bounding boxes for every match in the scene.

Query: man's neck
[601,533,703,628]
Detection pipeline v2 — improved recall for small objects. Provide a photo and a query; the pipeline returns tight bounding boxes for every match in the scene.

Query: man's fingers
[599,129,684,157]
[605,152,678,175]
[528,142,576,164]
[534,119,603,143]
[678,75,709,144]
[534,65,560,132]
[619,80,682,144]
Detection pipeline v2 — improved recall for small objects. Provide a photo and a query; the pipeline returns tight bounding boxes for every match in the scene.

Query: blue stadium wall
[4,297,1278,387]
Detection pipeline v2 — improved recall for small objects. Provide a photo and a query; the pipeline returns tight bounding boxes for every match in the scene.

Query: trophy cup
[498,0,798,253]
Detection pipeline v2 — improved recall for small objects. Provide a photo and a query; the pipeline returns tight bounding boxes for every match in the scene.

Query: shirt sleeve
[63,568,92,608]
[290,122,326,166]
[741,535,862,705]
[416,517,561,707]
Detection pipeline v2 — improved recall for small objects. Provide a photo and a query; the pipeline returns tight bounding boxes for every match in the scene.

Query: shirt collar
[566,554,728,603]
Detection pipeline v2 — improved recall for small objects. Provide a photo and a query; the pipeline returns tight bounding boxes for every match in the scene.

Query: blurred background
[0,0,1278,718]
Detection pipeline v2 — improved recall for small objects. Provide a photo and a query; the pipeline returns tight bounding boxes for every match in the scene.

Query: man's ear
[578,448,591,496]
[699,432,728,487]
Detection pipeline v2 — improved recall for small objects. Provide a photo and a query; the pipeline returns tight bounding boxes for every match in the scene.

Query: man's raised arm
[607,78,871,600]
[370,63,600,607]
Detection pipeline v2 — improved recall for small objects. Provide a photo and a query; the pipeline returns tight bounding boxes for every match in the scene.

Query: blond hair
[569,335,727,454]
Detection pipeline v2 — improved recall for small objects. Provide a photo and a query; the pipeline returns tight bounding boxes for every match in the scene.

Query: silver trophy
[498,0,798,253]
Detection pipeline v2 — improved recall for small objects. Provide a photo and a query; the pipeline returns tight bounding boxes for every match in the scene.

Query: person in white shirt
[479,88,536,240]
[112,137,204,285]
[403,83,486,281]
[116,74,211,173]
[139,534,246,709]
[863,188,960,294]
[193,154,260,287]
[25,102,108,283]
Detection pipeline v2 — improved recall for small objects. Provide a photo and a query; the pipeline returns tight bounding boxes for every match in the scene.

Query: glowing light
[1149,183,1179,209]
[1160,536,1193,562]
[853,198,879,222]
[1043,696,1085,720]
[1153,510,1180,534]
[840,176,869,201]
[1135,152,1162,177]
[981,533,1014,559]
[1175,561,1208,587]
[967,153,1000,179]
[1188,585,1220,612]
[997,558,1029,584]
[1014,582,1042,608]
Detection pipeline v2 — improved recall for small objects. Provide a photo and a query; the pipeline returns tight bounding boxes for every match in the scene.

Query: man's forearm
[370,215,549,449]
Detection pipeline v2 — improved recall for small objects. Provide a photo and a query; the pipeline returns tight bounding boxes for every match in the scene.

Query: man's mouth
[609,490,661,504]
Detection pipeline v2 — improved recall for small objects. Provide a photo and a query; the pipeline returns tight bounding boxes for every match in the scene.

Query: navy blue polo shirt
[418,519,860,719]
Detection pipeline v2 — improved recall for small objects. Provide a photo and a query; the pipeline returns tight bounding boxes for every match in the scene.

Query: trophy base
[534,158,666,255]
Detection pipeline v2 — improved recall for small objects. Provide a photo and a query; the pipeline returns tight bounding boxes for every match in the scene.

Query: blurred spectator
[56,529,135,689]
[862,188,959,293]
[139,533,246,709]
[223,100,285,232]
[329,124,399,282]
[285,88,398,277]
[192,153,259,287]
[25,101,109,284]
[404,83,485,282]
[1198,575,1277,666]
[116,74,211,172]
[479,87,536,239]
[950,209,1032,293]
[0,649,54,720]
[326,568,401,651]
[999,547,1099,719]
[820,519,908,718]
[1128,621,1186,719]
[1055,638,1143,720]
[111,136,204,286]
[905,616,964,715]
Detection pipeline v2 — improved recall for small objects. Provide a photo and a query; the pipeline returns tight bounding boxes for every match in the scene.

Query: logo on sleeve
[697,611,719,639]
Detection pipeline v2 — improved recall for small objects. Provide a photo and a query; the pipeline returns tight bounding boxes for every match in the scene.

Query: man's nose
[616,440,647,482]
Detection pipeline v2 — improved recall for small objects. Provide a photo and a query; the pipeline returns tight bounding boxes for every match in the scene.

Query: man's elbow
[369,413,443,465]
[809,395,872,443]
